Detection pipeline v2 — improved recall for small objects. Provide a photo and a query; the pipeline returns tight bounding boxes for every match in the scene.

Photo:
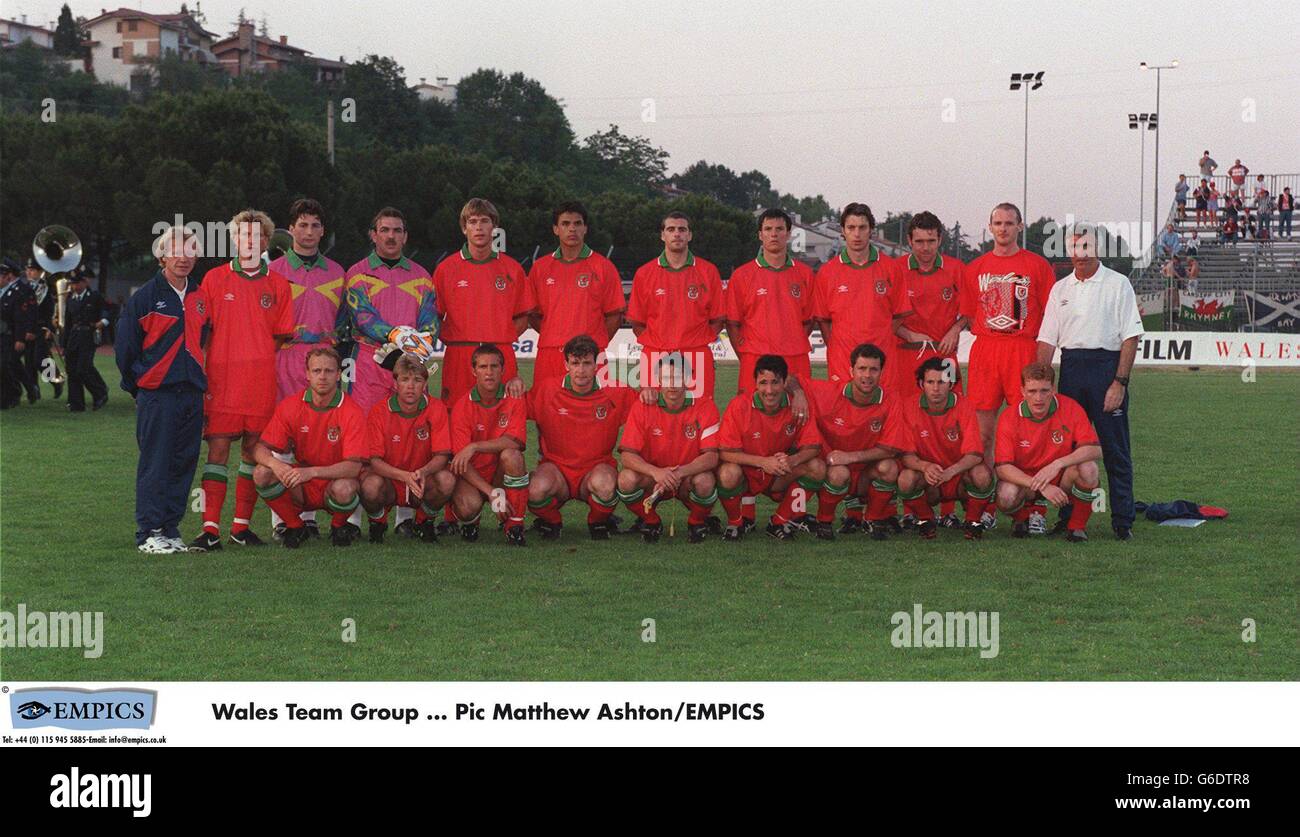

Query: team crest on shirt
[595,405,608,420]
[1051,429,1064,445]
[327,425,341,443]
[783,422,797,436]
[493,275,508,292]
[260,293,273,309]
[687,284,701,300]
[576,273,592,289]
[945,427,960,442]
[875,280,888,295]
[870,418,883,433]
[195,299,205,315]
[790,283,803,299]
[941,286,955,301]
[498,412,510,428]
[684,423,698,440]
[416,425,430,441]
[1014,284,1029,301]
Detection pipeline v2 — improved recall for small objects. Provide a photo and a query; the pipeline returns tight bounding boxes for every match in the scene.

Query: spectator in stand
[1256,190,1275,237]
[1157,223,1181,258]
[1198,150,1218,181]
[1185,255,1200,294]
[1253,174,1267,203]
[1194,179,1210,227]
[1222,214,1238,243]
[1207,183,1220,225]
[1174,175,1189,221]
[1161,254,1188,285]
[1234,195,1248,224]
[1185,231,1199,257]
[1228,159,1249,197]
[1279,187,1294,238]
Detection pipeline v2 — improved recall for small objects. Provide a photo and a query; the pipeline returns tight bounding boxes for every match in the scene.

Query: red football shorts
[966,337,1035,412]
[204,410,271,440]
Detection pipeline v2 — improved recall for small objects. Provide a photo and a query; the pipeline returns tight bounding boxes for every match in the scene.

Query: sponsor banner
[1,681,1294,747]
[1244,290,1300,333]
[1180,291,1235,324]
[10,687,156,731]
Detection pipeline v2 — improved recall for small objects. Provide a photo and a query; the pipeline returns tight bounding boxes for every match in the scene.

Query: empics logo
[50,767,151,818]
[10,688,156,731]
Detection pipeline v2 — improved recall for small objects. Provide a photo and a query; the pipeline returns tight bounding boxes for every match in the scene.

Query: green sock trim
[898,487,926,501]
[256,482,286,500]
[325,494,359,514]
[503,473,530,488]
[528,498,554,510]
[591,493,618,509]
[1006,500,1024,514]
[237,460,255,479]
[617,488,645,504]
[689,489,718,505]
[717,483,744,499]
[843,497,864,509]
[798,476,822,492]
[1071,486,1098,502]
[964,482,995,500]
[871,480,898,493]
[202,463,229,483]
[823,482,849,496]
[421,502,440,516]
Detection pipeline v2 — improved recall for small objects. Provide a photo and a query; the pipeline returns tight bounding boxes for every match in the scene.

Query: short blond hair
[228,208,274,248]
[152,225,201,261]
[393,355,430,381]
[459,198,499,229]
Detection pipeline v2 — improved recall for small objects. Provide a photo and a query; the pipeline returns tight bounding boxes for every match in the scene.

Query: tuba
[33,225,81,385]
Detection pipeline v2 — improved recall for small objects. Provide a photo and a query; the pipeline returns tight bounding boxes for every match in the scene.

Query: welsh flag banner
[1179,291,1235,324]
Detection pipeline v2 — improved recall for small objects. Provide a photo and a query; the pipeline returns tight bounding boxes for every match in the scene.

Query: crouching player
[994,362,1102,542]
[617,353,722,544]
[527,335,635,540]
[448,345,530,546]
[717,355,826,541]
[897,357,995,540]
[360,356,455,543]
[787,343,911,541]
[253,348,367,548]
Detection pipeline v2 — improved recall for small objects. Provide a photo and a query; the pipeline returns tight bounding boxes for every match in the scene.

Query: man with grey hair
[115,226,208,553]
[1035,223,1143,541]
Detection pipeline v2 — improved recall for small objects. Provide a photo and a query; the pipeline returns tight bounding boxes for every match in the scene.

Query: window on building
[128,20,138,32]
[115,21,122,32]
[112,46,122,58]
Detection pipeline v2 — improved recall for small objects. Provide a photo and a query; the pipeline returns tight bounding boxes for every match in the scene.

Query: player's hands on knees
[282,467,307,488]
[938,330,960,356]
[654,467,681,494]
[404,471,424,497]
[763,454,790,476]
[1041,484,1068,508]
[924,463,946,485]
[505,376,525,399]
[1030,463,1061,492]
[826,450,851,468]
[450,446,475,475]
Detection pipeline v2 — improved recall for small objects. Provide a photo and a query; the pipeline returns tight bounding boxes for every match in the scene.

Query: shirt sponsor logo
[655,288,667,296]
[651,427,663,436]
[756,287,769,296]
[546,277,556,286]
[223,292,235,301]
[837,284,849,294]
[457,280,469,288]
[260,293,273,309]
[327,425,340,443]
[300,425,310,433]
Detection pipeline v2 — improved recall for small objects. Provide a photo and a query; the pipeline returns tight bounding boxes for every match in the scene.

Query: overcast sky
[18,0,1299,245]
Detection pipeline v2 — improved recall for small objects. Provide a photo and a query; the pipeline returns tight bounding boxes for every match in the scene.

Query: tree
[336,55,423,150]
[52,5,85,57]
[453,69,575,167]
[578,124,669,194]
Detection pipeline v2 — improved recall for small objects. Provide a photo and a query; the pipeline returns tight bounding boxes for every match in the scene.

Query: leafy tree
[578,124,669,194]
[52,5,86,57]
[453,69,575,166]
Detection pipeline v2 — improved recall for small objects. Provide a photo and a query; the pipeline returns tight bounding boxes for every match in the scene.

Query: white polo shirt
[1038,263,1144,351]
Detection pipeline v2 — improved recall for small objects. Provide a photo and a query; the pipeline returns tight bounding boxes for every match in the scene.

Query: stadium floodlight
[1129,113,1157,238]
[1140,61,1178,241]
[1009,71,1045,247]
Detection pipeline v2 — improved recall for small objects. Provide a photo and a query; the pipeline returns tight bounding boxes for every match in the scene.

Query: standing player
[191,209,294,552]
[716,355,826,541]
[617,353,722,543]
[897,357,995,540]
[526,335,635,540]
[786,344,911,540]
[528,201,625,388]
[726,209,816,395]
[626,211,726,399]
[961,203,1056,461]
[994,362,1102,542]
[893,211,967,395]
[269,198,347,539]
[448,345,530,546]
[433,198,535,404]
[360,356,456,543]
[343,207,439,413]
[813,203,911,389]
[252,347,367,548]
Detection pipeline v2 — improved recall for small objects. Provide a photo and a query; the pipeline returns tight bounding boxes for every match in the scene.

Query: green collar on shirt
[552,244,593,262]
[1019,395,1059,423]
[302,388,344,412]
[286,250,327,271]
[229,258,268,278]
[751,391,790,414]
[469,384,506,404]
[656,249,696,271]
[920,391,957,416]
[657,392,694,413]
[840,245,883,268]
[367,251,412,271]
[388,393,428,418]
[459,244,498,265]
[844,383,884,406]
[905,252,944,274]
[756,249,794,270]
[563,374,600,396]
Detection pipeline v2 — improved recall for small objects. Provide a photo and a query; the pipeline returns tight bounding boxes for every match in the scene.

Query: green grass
[1,354,1296,680]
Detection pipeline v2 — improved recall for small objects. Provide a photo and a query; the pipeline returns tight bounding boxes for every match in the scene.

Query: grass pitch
[0,354,1295,680]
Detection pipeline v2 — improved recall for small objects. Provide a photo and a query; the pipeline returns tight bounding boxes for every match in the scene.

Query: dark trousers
[135,384,204,544]
[1058,349,1135,530]
[64,328,108,409]
[0,337,22,408]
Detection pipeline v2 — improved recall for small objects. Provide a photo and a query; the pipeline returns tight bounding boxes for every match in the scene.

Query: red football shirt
[960,248,1055,340]
[896,253,964,343]
[717,391,822,456]
[366,394,452,471]
[528,245,625,349]
[725,251,816,356]
[899,391,982,466]
[449,385,528,475]
[433,246,535,343]
[619,395,721,467]
[526,377,635,470]
[199,260,294,417]
[813,246,910,349]
[804,379,909,456]
[626,251,725,349]
[994,394,1099,472]
[261,388,367,467]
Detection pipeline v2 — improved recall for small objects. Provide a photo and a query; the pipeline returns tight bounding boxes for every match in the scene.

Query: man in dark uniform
[1,258,37,409]
[21,257,62,403]
[63,268,110,412]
